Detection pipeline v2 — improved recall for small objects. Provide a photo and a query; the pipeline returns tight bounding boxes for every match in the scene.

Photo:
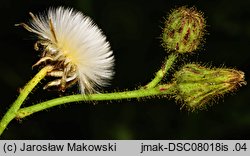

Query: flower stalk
[0,66,53,135]
[16,83,175,119]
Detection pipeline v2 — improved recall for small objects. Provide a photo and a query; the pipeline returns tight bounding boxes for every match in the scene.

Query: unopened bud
[173,64,246,110]
[162,6,205,53]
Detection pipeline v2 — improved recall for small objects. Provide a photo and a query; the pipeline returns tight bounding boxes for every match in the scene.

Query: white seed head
[18,6,115,94]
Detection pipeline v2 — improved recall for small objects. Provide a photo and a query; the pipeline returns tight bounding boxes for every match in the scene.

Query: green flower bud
[173,64,246,110]
[162,6,205,53]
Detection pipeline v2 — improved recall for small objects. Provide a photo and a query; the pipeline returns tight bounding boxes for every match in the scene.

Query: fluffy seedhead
[16,7,115,94]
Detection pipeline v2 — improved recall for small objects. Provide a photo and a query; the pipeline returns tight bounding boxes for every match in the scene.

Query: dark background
[0,0,250,139]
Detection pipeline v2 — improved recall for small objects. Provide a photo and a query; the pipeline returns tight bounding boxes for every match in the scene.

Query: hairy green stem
[145,53,177,88]
[16,83,175,119]
[0,53,177,137]
[0,66,53,136]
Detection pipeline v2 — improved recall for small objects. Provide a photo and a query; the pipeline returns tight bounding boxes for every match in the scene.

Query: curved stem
[145,53,177,89]
[0,66,53,136]
[16,83,176,119]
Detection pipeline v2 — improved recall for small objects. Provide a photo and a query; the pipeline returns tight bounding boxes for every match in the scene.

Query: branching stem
[0,54,177,137]
[145,53,177,88]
